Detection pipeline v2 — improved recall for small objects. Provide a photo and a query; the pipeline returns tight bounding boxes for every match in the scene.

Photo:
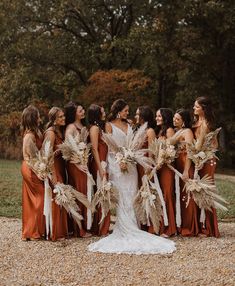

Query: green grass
[0,159,22,218]
[0,159,234,221]
[216,179,235,221]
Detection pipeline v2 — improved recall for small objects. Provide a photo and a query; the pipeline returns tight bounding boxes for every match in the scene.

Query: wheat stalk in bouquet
[134,174,162,233]
[102,123,154,173]
[187,128,221,177]
[91,179,119,226]
[53,183,91,229]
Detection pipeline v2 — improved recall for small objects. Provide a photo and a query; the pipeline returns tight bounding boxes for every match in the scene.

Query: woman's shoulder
[105,122,113,133]
[45,127,55,134]
[166,127,175,138]
[147,127,156,137]
[23,131,36,141]
[90,125,100,134]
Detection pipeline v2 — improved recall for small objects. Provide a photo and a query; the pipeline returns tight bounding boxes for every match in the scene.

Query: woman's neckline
[111,122,130,136]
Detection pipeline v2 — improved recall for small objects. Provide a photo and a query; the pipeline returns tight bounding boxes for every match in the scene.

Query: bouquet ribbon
[43,177,53,239]
[150,171,169,226]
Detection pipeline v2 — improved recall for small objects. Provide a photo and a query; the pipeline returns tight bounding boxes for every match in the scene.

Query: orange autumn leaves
[80,69,154,108]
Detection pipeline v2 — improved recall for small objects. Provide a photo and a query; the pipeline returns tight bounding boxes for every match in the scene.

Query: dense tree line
[0,0,234,166]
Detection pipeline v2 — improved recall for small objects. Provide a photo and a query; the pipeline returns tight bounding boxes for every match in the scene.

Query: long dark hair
[64,101,86,126]
[21,105,40,135]
[156,108,174,137]
[175,109,192,129]
[46,107,64,137]
[107,99,128,122]
[138,106,156,129]
[87,104,105,131]
[194,96,215,130]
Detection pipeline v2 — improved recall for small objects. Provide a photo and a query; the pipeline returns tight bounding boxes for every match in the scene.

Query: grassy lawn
[0,159,22,218]
[0,159,234,221]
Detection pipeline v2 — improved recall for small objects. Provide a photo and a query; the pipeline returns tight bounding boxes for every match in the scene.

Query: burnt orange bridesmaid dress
[158,163,177,236]
[66,126,89,237]
[45,128,68,241]
[194,126,220,237]
[90,131,110,236]
[21,132,45,239]
[176,143,200,236]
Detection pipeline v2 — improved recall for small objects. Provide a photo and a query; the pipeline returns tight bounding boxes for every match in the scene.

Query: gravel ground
[0,217,234,286]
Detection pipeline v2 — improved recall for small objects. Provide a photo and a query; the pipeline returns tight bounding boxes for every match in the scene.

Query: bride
[88,99,176,254]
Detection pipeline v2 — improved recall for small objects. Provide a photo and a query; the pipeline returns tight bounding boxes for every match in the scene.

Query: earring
[182,122,185,128]
[117,113,121,119]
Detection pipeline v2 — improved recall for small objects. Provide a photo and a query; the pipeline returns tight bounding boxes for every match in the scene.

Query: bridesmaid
[173,109,200,237]
[21,105,45,240]
[193,96,220,237]
[135,106,156,233]
[88,104,110,236]
[156,108,177,237]
[64,101,91,238]
[43,107,68,241]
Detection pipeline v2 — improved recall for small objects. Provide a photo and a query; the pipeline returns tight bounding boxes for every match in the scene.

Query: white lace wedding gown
[88,124,176,254]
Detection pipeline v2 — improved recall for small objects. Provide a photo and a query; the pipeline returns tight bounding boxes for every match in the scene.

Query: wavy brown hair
[107,99,128,122]
[194,96,215,130]
[87,104,105,131]
[21,105,40,135]
[138,106,156,129]
[175,109,192,129]
[64,101,86,126]
[156,108,174,137]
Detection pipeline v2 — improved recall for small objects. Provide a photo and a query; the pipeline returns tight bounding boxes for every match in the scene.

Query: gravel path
[0,217,234,286]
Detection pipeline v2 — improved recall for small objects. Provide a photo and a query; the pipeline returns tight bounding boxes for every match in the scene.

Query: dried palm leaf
[53,183,91,229]
[126,122,148,150]
[202,128,221,150]
[103,125,153,173]
[183,175,228,211]
[167,164,228,212]
[91,179,119,225]
[187,128,221,171]
[102,132,120,153]
[134,175,163,233]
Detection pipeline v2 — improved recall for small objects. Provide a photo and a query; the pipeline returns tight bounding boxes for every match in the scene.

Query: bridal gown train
[88,124,176,254]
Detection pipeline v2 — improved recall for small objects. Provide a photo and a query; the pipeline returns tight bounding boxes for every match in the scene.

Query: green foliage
[0,0,234,165]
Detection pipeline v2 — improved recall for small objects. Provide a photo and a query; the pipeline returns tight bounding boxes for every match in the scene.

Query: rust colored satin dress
[21,132,45,239]
[158,163,177,236]
[157,136,176,236]
[45,129,68,241]
[176,143,200,236]
[90,131,110,236]
[66,126,88,237]
[194,126,220,237]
